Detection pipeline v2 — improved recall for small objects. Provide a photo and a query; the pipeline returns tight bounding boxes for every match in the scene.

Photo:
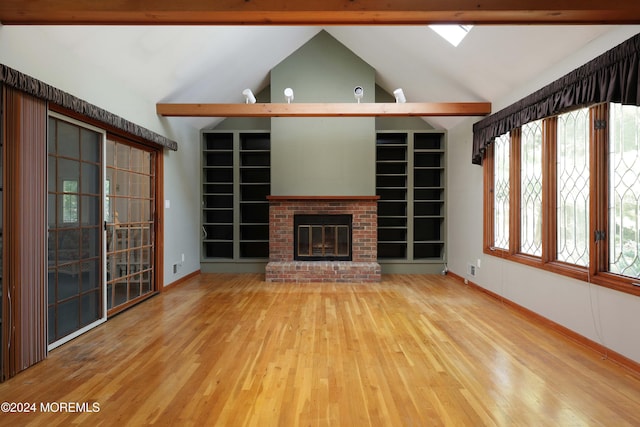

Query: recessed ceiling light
[429,25,473,47]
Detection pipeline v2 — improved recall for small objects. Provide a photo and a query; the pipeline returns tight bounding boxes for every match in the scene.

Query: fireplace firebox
[294,214,352,261]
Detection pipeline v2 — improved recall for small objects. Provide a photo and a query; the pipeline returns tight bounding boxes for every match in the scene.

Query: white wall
[447,26,640,364]
[0,26,201,287]
[160,120,201,285]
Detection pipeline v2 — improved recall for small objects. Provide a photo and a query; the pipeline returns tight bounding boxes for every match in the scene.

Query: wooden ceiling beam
[155,102,492,118]
[1,0,640,25]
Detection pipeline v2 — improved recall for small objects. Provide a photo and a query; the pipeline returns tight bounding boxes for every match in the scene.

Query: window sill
[591,273,640,298]
[484,246,640,297]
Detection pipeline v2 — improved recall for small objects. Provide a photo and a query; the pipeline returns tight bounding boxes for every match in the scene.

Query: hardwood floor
[1,273,639,426]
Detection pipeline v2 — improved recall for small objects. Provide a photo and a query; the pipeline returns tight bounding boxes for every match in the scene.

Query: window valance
[472,32,640,165]
[0,64,178,151]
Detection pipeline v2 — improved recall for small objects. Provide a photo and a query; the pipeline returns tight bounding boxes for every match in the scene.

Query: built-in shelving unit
[202,128,442,269]
[239,133,270,258]
[202,132,234,259]
[376,133,408,259]
[375,131,445,263]
[201,131,271,262]
[413,133,445,259]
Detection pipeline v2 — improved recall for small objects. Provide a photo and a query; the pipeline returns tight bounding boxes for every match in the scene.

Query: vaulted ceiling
[1,2,638,131]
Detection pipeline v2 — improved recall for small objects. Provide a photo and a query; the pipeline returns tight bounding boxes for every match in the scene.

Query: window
[105,139,156,314]
[557,109,589,266]
[62,179,78,223]
[484,103,640,296]
[104,179,111,223]
[609,103,640,278]
[493,133,510,250]
[520,120,543,257]
[429,25,473,47]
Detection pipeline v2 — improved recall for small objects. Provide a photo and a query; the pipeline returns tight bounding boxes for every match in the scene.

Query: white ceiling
[6,25,620,130]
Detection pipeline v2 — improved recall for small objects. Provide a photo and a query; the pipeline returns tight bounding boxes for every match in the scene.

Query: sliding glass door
[47,115,158,344]
[47,114,106,348]
[105,139,156,314]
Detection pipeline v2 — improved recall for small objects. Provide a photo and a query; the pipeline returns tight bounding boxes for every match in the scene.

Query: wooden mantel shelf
[267,195,380,201]
[156,102,491,118]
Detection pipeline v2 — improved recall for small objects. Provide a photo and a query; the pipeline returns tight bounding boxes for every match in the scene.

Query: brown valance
[472,32,640,165]
[0,64,178,151]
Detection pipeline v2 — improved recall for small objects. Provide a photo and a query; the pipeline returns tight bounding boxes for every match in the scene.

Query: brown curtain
[2,86,48,380]
[472,32,640,165]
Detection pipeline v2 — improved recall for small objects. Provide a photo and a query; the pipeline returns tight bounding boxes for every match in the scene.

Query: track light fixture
[284,87,294,103]
[354,86,364,103]
[242,88,256,104]
[393,88,406,104]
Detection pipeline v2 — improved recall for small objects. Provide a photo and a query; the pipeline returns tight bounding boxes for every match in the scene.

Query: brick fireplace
[265,196,381,282]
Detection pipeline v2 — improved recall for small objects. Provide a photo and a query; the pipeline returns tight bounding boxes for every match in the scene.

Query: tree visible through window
[557,108,589,266]
[609,103,640,278]
[105,179,111,223]
[62,179,78,223]
[493,133,510,250]
[520,120,543,256]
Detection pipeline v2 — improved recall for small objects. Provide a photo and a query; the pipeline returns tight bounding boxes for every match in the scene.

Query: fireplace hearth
[265,196,381,283]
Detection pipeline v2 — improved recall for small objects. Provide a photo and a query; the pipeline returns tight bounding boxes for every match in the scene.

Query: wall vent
[468,263,476,277]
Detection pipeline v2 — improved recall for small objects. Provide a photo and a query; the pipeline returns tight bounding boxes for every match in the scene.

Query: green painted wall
[270,31,376,196]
